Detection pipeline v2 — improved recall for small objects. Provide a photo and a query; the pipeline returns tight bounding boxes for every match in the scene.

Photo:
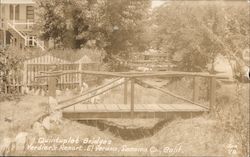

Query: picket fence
[1,54,100,94]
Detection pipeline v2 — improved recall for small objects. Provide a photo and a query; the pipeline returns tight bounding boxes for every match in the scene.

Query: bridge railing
[36,70,228,117]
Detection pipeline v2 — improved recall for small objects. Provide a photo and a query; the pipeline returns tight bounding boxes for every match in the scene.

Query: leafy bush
[213,82,249,156]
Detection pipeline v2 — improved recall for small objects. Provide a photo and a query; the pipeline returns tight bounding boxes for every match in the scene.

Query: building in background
[0,0,45,50]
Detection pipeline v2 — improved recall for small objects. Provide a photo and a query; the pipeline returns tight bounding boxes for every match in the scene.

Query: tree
[150,1,249,72]
[35,0,151,57]
[36,0,67,47]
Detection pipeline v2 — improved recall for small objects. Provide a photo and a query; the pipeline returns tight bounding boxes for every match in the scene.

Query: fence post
[209,76,216,111]
[22,62,27,94]
[124,78,128,104]
[130,78,135,118]
[48,66,57,98]
[193,76,199,102]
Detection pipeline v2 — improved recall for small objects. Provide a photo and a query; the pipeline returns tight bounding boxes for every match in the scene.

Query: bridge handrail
[59,77,124,104]
[36,70,229,79]
[57,80,125,110]
[135,79,209,110]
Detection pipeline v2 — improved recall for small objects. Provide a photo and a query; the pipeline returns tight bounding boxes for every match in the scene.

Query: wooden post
[130,78,135,118]
[209,77,216,111]
[48,75,56,98]
[78,63,82,87]
[193,77,199,102]
[48,66,57,98]
[124,78,128,104]
[13,5,16,25]
[22,62,27,94]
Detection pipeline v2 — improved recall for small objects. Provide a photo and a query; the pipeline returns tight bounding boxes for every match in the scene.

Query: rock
[42,117,51,131]
[32,122,46,137]
[0,137,13,156]
[26,135,36,146]
[14,132,28,151]
[50,111,62,124]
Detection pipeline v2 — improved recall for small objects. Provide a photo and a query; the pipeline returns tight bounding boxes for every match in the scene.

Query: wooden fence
[1,54,100,94]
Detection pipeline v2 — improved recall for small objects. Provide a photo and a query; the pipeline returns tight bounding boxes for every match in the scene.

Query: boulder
[50,111,62,124]
[42,117,51,131]
[14,132,28,151]
[32,122,46,137]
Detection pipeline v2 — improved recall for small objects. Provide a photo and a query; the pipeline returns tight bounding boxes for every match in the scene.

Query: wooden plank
[63,111,206,119]
[134,104,146,111]
[193,76,199,102]
[63,105,74,112]
[130,79,135,118]
[117,104,130,111]
[145,104,163,111]
[170,103,205,111]
[158,104,176,111]
[76,104,88,112]
[124,78,128,104]
[87,104,97,111]
[95,104,107,112]
[105,104,120,111]
[209,77,216,111]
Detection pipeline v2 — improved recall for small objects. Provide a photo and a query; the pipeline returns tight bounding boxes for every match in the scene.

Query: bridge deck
[62,103,208,119]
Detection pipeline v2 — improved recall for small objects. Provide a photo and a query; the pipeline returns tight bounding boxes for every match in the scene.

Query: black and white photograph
[0,0,249,156]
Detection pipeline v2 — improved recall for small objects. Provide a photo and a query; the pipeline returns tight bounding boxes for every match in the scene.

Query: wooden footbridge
[36,69,228,120]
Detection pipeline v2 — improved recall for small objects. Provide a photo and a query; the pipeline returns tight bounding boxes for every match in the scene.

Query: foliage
[0,47,26,94]
[151,1,249,72]
[214,82,249,157]
[0,47,26,79]
[35,0,67,46]
[35,0,150,60]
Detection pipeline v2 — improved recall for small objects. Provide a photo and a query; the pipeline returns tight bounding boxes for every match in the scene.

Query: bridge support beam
[124,78,128,104]
[193,77,199,102]
[130,78,135,118]
[209,77,216,111]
